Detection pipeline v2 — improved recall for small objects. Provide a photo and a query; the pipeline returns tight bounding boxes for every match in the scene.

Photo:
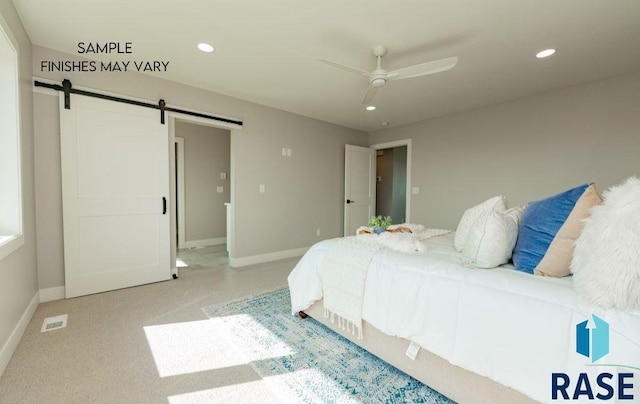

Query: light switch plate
[217,186,223,193]
[220,172,227,180]
[412,187,420,194]
[259,184,265,193]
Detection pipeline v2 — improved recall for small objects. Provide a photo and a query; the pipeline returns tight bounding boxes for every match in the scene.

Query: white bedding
[288,232,640,402]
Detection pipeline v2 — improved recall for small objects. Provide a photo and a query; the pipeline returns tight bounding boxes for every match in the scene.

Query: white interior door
[344,145,376,236]
[60,93,171,298]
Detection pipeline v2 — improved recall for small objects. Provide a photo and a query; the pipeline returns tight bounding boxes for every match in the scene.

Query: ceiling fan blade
[388,56,458,80]
[318,59,372,77]
[362,85,379,105]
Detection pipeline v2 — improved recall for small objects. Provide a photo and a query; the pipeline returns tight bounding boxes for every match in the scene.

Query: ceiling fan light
[372,78,386,88]
[536,48,556,58]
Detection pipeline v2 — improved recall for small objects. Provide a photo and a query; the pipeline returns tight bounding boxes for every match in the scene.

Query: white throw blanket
[320,237,383,339]
[320,227,451,339]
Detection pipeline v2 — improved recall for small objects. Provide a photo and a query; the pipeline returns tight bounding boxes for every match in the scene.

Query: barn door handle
[162,197,167,214]
[346,199,355,204]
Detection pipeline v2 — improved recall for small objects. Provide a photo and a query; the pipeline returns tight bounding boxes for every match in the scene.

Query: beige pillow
[534,184,602,277]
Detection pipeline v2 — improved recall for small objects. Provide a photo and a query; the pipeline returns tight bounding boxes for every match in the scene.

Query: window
[0,17,23,260]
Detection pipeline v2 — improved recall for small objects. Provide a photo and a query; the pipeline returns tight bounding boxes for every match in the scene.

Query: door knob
[346,199,355,204]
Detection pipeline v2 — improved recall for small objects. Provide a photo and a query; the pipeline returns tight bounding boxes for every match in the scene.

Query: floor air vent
[41,314,68,333]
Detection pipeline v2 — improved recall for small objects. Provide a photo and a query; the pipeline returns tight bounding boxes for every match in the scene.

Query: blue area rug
[202,288,454,403]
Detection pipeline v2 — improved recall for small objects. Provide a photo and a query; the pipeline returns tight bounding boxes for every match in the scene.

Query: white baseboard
[39,286,65,303]
[183,237,227,249]
[229,247,308,267]
[0,291,39,378]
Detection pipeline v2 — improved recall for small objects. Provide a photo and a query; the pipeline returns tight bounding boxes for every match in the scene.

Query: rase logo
[551,315,635,401]
[576,314,609,363]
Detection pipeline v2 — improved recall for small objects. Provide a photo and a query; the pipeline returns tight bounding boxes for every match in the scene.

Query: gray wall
[369,71,640,229]
[32,45,367,289]
[176,122,230,242]
[0,1,37,372]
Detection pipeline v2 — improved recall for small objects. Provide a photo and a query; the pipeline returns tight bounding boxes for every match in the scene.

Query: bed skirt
[303,300,537,404]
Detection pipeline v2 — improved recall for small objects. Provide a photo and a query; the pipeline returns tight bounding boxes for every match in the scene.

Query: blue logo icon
[576,314,609,363]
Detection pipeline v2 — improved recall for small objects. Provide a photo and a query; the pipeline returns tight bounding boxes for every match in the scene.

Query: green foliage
[368,215,392,228]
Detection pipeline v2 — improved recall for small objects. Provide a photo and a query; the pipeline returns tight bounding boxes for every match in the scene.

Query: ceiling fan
[319,45,458,105]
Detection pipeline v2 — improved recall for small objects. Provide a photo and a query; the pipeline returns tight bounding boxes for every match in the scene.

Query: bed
[287,232,640,403]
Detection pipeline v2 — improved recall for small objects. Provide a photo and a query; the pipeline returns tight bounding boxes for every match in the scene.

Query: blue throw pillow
[512,184,589,273]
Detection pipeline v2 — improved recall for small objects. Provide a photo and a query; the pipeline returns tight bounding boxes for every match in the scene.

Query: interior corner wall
[0,2,38,376]
[175,121,230,243]
[369,71,640,229]
[32,46,367,287]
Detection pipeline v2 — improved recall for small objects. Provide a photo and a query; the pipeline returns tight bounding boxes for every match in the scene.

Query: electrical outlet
[316,228,321,237]
[259,184,265,193]
[217,186,223,193]
[287,148,292,157]
[282,148,287,156]
[220,172,227,180]
[412,187,420,194]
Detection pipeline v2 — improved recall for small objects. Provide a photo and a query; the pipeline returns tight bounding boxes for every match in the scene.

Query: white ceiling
[13,0,640,132]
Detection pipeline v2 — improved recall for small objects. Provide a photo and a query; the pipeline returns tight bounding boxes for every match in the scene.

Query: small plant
[368,215,392,229]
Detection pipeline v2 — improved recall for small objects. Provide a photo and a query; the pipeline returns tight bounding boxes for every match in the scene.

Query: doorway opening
[371,139,412,225]
[174,120,231,271]
[375,146,407,223]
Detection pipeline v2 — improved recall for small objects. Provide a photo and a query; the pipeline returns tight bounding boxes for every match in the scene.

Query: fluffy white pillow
[571,177,640,310]
[454,195,507,251]
[462,207,524,268]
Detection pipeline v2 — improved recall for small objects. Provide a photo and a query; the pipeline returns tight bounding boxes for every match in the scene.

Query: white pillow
[454,195,507,251]
[462,207,523,268]
[571,177,640,310]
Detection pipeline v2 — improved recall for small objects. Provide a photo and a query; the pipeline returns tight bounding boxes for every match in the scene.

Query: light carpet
[202,288,454,404]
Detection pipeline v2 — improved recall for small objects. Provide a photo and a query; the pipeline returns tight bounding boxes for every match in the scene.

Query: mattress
[288,232,640,402]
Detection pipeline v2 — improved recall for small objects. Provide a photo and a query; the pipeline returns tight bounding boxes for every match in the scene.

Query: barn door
[60,93,170,298]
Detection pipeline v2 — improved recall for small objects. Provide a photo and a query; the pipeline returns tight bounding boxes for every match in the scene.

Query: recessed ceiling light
[380,121,389,127]
[366,106,376,111]
[197,43,215,53]
[536,48,556,58]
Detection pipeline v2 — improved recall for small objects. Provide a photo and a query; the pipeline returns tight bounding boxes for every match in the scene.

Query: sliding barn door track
[34,79,243,127]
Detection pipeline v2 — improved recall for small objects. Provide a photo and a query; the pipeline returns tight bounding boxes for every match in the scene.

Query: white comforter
[288,232,640,403]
